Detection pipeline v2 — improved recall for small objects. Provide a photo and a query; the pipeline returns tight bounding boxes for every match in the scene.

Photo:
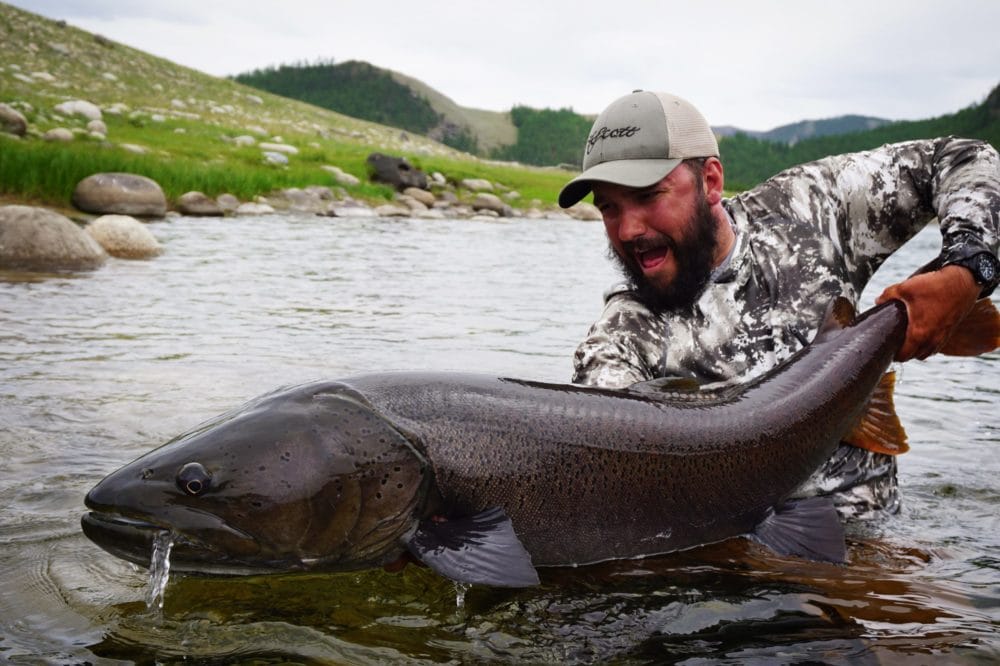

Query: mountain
[719,84,1000,190]
[232,60,996,180]
[714,115,893,144]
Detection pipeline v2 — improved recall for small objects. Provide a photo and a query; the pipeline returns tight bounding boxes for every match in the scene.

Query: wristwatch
[951,251,1000,296]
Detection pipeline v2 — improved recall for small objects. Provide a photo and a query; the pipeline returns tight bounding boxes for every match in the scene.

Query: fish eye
[177,462,212,496]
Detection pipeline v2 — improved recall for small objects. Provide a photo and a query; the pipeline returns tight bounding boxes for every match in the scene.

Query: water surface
[0,214,997,664]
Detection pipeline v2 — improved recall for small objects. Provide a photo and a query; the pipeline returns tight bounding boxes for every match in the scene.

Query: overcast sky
[10,0,999,131]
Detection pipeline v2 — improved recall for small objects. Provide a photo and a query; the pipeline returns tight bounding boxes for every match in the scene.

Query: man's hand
[875,265,981,361]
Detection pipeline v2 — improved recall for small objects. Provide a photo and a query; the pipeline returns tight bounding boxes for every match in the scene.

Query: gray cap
[558,91,719,208]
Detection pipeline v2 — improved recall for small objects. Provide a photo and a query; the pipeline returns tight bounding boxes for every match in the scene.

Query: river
[0,212,997,664]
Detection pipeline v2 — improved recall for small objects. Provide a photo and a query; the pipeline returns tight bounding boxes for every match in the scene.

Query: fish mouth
[81,511,275,575]
[81,511,169,568]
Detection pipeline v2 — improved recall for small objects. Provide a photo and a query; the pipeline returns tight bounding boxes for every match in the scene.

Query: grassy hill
[0,2,571,210]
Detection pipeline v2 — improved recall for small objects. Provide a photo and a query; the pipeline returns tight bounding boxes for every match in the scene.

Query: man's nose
[616,204,647,243]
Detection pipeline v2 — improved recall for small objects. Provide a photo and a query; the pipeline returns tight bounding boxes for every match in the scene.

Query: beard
[607,196,720,315]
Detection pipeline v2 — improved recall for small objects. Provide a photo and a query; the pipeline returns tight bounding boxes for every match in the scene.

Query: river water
[0,212,997,664]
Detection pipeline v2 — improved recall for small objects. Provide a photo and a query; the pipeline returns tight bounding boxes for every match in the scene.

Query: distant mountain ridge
[714,114,893,144]
[233,59,999,188]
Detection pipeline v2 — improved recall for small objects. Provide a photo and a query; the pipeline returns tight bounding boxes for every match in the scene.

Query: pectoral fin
[749,496,846,563]
[407,507,540,587]
[844,371,909,455]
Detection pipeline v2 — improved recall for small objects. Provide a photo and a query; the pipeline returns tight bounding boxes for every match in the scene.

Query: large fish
[82,298,1000,587]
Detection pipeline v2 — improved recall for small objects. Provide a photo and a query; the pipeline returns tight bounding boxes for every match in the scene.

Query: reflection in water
[0,216,997,663]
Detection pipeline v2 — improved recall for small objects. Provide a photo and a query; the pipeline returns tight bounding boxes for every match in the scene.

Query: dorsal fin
[938,298,1000,356]
[843,371,909,455]
[817,297,857,336]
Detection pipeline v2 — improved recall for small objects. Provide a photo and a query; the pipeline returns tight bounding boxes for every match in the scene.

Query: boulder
[54,99,102,121]
[403,187,436,208]
[471,193,513,217]
[72,173,168,217]
[43,128,74,142]
[321,165,361,187]
[0,103,28,136]
[216,193,241,213]
[566,202,603,221]
[85,215,161,259]
[366,152,428,191]
[263,151,288,165]
[235,202,274,215]
[86,118,108,135]
[259,141,298,155]
[461,178,494,192]
[0,205,107,271]
[177,191,223,217]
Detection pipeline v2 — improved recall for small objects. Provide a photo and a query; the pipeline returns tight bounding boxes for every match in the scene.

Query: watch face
[976,253,998,283]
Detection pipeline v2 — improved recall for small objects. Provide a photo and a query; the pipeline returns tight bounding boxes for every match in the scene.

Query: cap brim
[558,158,682,208]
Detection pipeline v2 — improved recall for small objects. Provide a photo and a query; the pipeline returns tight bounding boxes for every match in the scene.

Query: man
[559,91,1000,518]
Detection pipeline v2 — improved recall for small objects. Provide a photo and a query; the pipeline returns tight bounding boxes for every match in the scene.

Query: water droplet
[454,581,471,609]
[145,531,174,611]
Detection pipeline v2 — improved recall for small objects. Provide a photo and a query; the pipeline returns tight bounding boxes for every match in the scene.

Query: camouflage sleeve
[739,138,1000,290]
[571,286,665,388]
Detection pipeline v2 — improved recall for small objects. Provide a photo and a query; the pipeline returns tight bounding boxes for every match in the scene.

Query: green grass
[0,2,577,212]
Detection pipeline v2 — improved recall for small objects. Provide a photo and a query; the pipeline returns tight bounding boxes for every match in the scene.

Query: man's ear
[703,157,724,205]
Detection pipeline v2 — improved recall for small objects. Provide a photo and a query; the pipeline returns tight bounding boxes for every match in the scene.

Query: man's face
[593,164,720,313]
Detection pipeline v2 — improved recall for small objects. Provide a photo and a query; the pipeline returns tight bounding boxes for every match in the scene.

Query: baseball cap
[558,91,719,208]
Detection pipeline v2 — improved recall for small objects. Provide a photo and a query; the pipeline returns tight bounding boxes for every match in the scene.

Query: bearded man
[559,91,1000,518]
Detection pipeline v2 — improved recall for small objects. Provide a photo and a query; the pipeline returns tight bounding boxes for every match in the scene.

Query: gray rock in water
[471,192,513,217]
[85,215,161,259]
[0,103,28,136]
[0,205,107,271]
[72,172,167,217]
[177,191,223,217]
[216,193,241,213]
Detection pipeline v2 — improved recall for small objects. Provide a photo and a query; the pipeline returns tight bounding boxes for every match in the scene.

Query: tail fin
[939,298,1000,356]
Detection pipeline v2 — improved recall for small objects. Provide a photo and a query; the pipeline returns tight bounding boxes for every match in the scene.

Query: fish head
[82,381,430,575]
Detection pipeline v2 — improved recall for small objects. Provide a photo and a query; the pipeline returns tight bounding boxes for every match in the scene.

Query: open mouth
[636,245,669,271]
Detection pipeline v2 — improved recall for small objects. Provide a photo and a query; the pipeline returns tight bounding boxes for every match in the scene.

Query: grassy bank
[0,2,574,212]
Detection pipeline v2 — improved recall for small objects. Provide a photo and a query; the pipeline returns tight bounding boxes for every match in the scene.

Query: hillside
[719,84,1000,190]
[0,2,572,210]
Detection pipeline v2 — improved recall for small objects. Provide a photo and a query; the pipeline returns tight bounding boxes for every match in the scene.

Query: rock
[119,143,148,154]
[259,142,298,155]
[374,204,412,218]
[0,205,107,271]
[43,128,74,142]
[403,187,436,207]
[86,119,107,135]
[54,99,102,121]
[566,202,603,221]
[366,152,428,191]
[324,202,377,218]
[461,178,494,192]
[216,193,240,213]
[235,202,274,215]
[72,173,168,217]
[232,135,256,147]
[177,191,223,216]
[471,193,513,217]
[85,215,161,259]
[0,103,28,136]
[321,165,361,187]
[263,151,288,165]
[396,194,428,212]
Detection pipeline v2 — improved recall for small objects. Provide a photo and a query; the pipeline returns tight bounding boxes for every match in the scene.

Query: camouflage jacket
[572,137,1000,518]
